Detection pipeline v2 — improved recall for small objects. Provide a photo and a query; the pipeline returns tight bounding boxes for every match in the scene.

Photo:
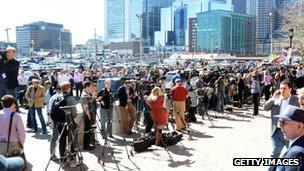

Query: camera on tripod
[60,106,78,126]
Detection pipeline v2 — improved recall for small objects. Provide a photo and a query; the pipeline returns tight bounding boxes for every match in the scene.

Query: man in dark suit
[117,80,137,134]
[263,81,299,161]
[0,46,20,99]
[273,105,304,171]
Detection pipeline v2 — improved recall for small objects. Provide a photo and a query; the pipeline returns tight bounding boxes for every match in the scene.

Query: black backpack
[50,94,70,124]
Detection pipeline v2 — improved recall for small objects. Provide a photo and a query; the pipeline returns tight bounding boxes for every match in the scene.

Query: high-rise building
[16,21,71,56]
[246,0,257,16]
[155,0,233,49]
[255,0,272,55]
[130,0,173,47]
[232,0,246,14]
[105,0,130,43]
[196,10,256,56]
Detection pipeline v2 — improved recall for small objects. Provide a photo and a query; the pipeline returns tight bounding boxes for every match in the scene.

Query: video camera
[59,105,78,126]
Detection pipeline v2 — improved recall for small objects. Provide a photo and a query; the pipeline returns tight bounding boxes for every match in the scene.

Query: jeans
[57,123,75,159]
[100,107,113,138]
[0,155,24,171]
[29,107,47,132]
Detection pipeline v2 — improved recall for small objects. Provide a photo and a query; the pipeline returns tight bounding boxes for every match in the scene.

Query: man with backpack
[50,82,78,167]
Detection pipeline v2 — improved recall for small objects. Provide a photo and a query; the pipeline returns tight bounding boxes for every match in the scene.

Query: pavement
[19,102,276,171]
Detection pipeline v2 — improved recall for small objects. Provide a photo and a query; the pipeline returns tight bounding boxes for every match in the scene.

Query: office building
[16,21,71,56]
[232,0,246,14]
[196,10,256,56]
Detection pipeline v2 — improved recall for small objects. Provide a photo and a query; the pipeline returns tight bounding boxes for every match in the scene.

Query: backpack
[50,94,70,124]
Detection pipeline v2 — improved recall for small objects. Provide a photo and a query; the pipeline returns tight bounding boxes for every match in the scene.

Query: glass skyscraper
[130,0,173,47]
[196,10,256,55]
[16,21,71,56]
[105,0,130,43]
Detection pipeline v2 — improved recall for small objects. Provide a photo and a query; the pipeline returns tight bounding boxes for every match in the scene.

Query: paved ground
[20,102,275,171]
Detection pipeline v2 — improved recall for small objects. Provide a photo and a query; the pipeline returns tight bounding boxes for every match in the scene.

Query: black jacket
[117,86,136,107]
[0,52,20,89]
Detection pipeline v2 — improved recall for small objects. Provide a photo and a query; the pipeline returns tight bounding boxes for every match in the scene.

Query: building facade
[232,0,246,14]
[16,21,71,56]
[130,0,173,48]
[155,0,232,50]
[105,0,130,43]
[196,10,256,56]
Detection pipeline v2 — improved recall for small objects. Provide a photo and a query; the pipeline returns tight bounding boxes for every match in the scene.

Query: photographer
[50,82,78,167]
[0,46,20,99]
[80,81,95,151]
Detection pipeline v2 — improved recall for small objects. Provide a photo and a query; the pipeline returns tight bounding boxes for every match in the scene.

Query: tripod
[197,88,214,125]
[95,109,116,166]
[45,108,84,171]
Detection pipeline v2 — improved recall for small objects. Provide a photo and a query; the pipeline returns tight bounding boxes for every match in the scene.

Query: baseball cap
[5,46,16,51]
[0,155,24,171]
[275,105,304,123]
[175,79,181,83]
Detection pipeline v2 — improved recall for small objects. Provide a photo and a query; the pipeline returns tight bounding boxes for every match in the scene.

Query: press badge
[2,73,6,79]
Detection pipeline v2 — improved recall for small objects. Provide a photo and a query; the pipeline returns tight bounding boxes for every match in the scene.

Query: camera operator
[50,82,78,167]
[80,81,95,151]
[0,46,19,99]
[97,79,114,139]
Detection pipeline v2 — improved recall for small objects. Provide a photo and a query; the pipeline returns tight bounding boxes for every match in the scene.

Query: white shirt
[274,95,291,114]
[18,75,28,85]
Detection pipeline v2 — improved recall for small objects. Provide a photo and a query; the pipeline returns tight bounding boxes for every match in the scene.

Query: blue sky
[0,0,104,45]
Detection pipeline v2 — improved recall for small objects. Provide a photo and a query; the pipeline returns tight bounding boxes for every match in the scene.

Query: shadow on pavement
[62,163,89,171]
[166,145,194,157]
[31,132,52,140]
[189,130,214,139]
[167,159,195,168]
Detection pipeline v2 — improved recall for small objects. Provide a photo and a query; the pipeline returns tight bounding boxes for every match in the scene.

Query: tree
[281,1,304,51]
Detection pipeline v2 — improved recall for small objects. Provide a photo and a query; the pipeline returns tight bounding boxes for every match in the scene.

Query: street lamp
[136,13,143,66]
[4,28,11,44]
[289,28,294,65]
[269,12,273,55]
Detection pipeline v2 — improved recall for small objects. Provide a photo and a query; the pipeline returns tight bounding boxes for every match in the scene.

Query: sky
[0,0,104,45]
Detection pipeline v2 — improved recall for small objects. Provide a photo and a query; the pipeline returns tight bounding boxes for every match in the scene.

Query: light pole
[136,13,143,66]
[94,28,97,61]
[269,12,273,55]
[58,30,62,58]
[289,28,294,65]
[5,28,11,44]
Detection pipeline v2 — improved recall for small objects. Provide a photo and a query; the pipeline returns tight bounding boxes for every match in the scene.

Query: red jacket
[171,84,188,101]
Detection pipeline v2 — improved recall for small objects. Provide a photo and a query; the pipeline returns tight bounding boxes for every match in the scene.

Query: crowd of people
[0,46,304,170]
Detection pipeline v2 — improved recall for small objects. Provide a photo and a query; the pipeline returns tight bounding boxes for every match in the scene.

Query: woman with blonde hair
[147,87,168,145]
